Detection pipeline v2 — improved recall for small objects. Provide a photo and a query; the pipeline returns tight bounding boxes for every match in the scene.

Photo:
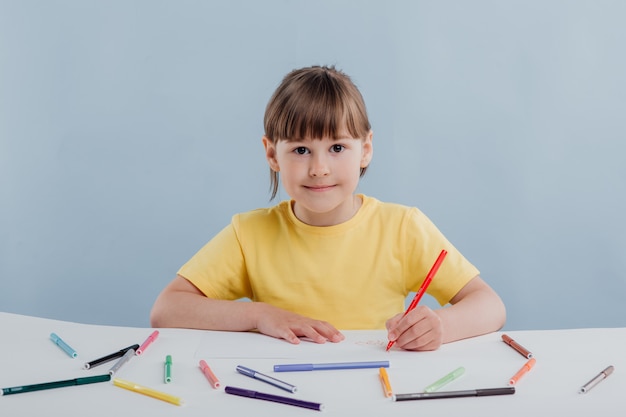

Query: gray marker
[108,348,135,375]
[579,365,614,393]
[236,365,297,393]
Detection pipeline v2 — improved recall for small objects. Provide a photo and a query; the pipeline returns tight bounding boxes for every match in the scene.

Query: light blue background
[1,1,625,330]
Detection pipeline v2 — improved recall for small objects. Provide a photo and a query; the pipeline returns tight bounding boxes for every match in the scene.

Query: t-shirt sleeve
[177,218,252,300]
[404,208,480,306]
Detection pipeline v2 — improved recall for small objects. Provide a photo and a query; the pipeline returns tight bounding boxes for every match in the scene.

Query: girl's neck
[292,194,363,227]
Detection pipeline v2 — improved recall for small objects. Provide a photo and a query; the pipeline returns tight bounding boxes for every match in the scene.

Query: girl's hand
[385,305,443,351]
[254,303,345,344]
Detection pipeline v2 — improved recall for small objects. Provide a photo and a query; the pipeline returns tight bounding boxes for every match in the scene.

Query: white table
[0,312,623,416]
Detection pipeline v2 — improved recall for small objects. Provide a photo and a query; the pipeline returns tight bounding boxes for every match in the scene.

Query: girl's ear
[262,136,280,172]
[360,130,374,168]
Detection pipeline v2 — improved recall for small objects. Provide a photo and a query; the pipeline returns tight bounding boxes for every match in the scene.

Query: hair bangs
[265,66,370,142]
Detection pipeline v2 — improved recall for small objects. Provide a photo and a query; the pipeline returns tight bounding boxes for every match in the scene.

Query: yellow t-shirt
[178,195,479,330]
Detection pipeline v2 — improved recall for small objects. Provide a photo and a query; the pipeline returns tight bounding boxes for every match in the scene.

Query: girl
[150,65,505,351]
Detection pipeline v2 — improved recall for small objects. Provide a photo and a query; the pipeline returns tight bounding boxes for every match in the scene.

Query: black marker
[393,387,515,401]
[83,344,139,369]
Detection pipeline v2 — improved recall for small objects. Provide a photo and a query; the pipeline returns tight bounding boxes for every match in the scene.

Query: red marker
[386,249,448,351]
[136,330,159,355]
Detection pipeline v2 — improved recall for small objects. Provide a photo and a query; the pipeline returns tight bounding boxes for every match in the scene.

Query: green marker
[1,374,111,396]
[164,355,172,383]
[424,366,465,392]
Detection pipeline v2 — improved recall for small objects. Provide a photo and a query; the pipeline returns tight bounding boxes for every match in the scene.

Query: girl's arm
[386,275,506,351]
[150,275,344,344]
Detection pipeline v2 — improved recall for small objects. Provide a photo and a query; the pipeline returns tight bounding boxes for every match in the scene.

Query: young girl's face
[263,131,373,227]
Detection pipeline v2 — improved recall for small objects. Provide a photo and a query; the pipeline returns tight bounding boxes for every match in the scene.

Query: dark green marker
[1,374,111,396]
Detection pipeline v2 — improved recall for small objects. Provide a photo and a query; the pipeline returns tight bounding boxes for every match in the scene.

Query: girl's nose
[309,154,330,177]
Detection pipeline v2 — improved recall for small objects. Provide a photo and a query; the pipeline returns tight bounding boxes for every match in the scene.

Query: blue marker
[274,360,389,372]
[50,333,78,358]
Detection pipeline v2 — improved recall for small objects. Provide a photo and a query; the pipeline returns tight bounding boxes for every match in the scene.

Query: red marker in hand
[386,249,448,351]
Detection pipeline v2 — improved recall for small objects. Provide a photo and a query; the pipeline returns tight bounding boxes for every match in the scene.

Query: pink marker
[135,330,159,355]
[199,360,221,389]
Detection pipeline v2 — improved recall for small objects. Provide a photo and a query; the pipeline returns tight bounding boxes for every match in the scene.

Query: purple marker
[225,386,324,411]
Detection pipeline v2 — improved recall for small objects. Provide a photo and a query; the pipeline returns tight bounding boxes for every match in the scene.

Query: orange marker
[386,249,448,351]
[199,360,221,389]
[379,367,393,397]
[508,358,536,385]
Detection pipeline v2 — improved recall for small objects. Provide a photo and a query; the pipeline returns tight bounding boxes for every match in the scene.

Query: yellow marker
[379,367,393,397]
[113,378,183,406]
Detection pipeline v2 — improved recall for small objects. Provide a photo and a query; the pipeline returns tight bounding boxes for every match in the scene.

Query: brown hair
[264,65,371,199]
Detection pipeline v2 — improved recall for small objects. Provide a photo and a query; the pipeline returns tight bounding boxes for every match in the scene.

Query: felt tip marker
[273,360,389,372]
[84,344,140,369]
[50,333,78,358]
[199,360,221,389]
[225,386,324,411]
[164,355,172,383]
[1,374,111,396]
[113,378,183,406]
[108,348,135,375]
[236,365,297,393]
[425,366,465,392]
[579,365,614,393]
[501,334,533,359]
[379,367,393,397]
[387,249,447,351]
[509,358,536,386]
[136,330,159,355]
[393,387,515,401]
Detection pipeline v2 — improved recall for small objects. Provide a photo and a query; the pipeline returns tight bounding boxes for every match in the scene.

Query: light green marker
[164,355,173,383]
[424,366,465,392]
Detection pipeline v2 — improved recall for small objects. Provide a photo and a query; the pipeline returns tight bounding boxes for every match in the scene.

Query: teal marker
[424,366,465,392]
[164,355,172,383]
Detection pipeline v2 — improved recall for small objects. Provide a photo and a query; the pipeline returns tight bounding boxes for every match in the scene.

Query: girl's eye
[331,144,344,153]
[294,147,309,155]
